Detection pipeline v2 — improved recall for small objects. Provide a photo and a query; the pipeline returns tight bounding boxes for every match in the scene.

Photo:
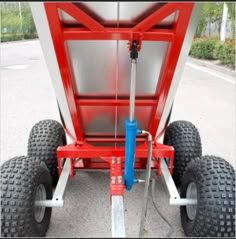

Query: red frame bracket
[109,157,124,197]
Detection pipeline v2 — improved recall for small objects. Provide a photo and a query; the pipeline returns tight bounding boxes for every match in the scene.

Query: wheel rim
[186,182,197,221]
[34,184,46,223]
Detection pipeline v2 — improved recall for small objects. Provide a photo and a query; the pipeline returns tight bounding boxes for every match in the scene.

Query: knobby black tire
[27,120,66,186]
[1,156,52,237]
[164,120,202,187]
[181,155,235,237]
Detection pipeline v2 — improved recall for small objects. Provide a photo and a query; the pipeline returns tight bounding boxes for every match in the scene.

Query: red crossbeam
[58,3,105,32]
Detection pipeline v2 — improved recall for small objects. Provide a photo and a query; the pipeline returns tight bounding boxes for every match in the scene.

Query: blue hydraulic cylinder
[124,119,141,190]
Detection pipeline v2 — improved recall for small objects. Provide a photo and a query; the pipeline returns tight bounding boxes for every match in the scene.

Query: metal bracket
[35,159,71,207]
[160,158,197,206]
[110,157,124,196]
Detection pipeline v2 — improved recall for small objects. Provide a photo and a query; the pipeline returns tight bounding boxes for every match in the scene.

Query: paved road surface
[1,40,235,237]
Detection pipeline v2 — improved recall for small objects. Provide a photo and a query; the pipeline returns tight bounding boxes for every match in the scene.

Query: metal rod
[111,196,126,237]
[169,198,197,206]
[129,59,137,122]
[53,159,71,201]
[160,158,197,206]
[34,200,64,208]
[160,158,180,199]
[35,159,71,207]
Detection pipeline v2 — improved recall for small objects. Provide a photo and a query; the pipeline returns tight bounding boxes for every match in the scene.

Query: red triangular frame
[44,2,194,142]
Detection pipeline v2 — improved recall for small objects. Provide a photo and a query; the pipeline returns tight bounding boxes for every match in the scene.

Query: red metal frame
[44,2,194,197]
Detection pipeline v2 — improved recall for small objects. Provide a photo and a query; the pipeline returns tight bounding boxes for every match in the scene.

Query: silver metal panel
[67,41,117,95]
[61,2,118,26]
[119,2,175,27]
[67,40,168,95]
[80,106,152,134]
[117,41,168,95]
[60,2,176,28]
[156,3,203,138]
[111,196,126,237]
[117,106,152,133]
[80,106,115,134]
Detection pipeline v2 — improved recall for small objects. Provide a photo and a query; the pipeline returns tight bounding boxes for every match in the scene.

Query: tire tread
[27,120,66,185]
[164,120,202,186]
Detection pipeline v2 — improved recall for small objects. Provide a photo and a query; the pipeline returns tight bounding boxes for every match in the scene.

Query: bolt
[111,176,116,184]
[118,176,122,184]
[137,179,145,183]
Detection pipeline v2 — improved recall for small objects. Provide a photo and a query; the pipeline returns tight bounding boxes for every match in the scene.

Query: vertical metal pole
[18,2,24,40]
[129,59,137,122]
[220,2,228,43]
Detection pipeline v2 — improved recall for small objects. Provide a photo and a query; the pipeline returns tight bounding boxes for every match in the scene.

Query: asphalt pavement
[0,40,235,238]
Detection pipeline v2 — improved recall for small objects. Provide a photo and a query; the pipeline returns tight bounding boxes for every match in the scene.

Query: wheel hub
[186,182,197,220]
[34,184,46,223]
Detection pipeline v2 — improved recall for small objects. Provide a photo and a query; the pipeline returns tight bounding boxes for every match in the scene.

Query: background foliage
[195,2,235,38]
[189,38,235,68]
[191,2,235,69]
[1,2,37,42]
[1,2,235,68]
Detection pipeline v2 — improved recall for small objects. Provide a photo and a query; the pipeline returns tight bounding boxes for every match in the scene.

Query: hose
[138,131,152,238]
[138,130,174,238]
[151,178,174,237]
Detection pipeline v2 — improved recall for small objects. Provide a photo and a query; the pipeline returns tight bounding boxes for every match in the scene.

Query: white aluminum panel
[156,3,203,139]
[30,3,76,139]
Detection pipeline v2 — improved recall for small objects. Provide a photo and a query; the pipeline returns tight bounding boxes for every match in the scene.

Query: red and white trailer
[1,2,235,238]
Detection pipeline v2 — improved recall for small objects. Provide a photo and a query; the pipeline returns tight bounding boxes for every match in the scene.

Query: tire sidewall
[1,157,53,237]
[180,156,235,237]
[32,163,52,237]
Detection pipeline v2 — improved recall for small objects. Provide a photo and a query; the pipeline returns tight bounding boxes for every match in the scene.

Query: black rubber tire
[27,120,66,186]
[180,155,235,237]
[1,156,52,237]
[163,120,202,187]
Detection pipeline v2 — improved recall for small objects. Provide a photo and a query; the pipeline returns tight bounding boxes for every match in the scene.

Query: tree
[21,4,36,34]
[1,7,21,34]
[195,2,223,38]
[195,7,207,38]
[226,2,235,38]
[1,2,36,36]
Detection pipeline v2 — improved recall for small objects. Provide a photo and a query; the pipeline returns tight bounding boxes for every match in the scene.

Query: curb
[1,39,39,47]
[187,56,235,77]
